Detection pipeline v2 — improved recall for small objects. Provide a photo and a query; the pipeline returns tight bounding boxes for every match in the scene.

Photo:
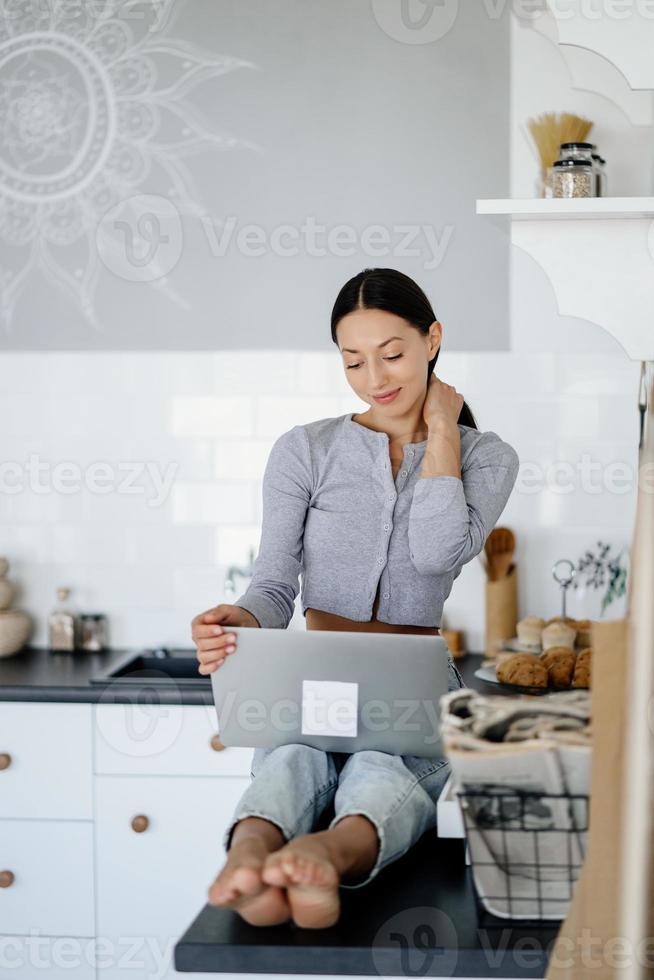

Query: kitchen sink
[90,648,209,685]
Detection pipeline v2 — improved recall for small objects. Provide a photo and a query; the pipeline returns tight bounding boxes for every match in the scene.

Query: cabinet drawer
[0,937,95,978]
[0,820,94,936]
[95,774,250,941]
[0,703,92,819]
[94,703,254,776]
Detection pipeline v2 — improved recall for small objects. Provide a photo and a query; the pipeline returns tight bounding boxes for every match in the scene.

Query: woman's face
[336,309,441,416]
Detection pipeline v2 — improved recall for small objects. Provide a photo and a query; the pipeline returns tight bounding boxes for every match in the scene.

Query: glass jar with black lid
[559,141,595,163]
[551,158,594,198]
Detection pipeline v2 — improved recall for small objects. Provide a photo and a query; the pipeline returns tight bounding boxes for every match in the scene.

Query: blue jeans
[221,655,465,889]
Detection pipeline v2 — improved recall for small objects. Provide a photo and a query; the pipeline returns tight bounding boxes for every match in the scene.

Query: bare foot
[208,833,291,927]
[260,832,342,929]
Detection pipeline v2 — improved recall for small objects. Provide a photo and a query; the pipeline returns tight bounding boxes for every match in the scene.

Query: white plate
[500,637,542,653]
[474,664,589,694]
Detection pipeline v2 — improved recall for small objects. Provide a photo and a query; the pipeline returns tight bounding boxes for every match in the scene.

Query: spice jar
[559,141,595,163]
[79,613,109,652]
[48,587,77,653]
[552,159,594,198]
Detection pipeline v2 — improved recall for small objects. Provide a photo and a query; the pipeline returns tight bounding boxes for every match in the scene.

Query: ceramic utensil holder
[484,563,518,659]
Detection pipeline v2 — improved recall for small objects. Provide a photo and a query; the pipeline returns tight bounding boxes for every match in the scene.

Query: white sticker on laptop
[301,679,358,738]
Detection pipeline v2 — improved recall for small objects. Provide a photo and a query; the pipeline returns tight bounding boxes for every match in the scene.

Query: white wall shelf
[476,197,654,361]
[477,197,654,220]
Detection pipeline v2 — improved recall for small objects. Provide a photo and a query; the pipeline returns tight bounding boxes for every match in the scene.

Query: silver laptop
[210,627,450,758]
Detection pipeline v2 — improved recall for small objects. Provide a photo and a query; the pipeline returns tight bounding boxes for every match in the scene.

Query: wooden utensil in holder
[481,527,518,659]
[482,527,515,581]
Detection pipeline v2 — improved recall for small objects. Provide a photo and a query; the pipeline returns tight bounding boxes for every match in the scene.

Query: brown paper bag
[484,562,518,659]
[545,617,628,979]
[547,386,654,977]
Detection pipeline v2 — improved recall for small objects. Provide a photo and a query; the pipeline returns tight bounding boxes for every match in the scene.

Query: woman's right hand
[191,604,260,675]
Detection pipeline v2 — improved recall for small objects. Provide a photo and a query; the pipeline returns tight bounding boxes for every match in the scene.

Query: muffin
[497,653,548,688]
[542,621,577,652]
[540,647,577,688]
[572,647,592,688]
[572,619,593,647]
[516,616,545,649]
[544,616,576,628]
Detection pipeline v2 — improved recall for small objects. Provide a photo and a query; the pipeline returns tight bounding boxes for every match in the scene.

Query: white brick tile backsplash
[296,353,351,396]
[171,481,255,525]
[213,439,274,480]
[465,353,558,398]
[173,565,225,619]
[124,525,215,566]
[555,354,640,396]
[213,351,299,395]
[50,524,129,565]
[171,396,254,438]
[0,347,641,650]
[215,525,262,566]
[255,396,343,436]
[1,525,53,565]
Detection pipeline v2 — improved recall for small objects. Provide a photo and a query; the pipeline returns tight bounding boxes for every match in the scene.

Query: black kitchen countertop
[0,644,214,704]
[0,646,490,705]
[174,831,559,977]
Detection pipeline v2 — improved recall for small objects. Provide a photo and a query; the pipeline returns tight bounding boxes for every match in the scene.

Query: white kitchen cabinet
[0,702,92,819]
[94,702,253,777]
[94,773,250,979]
[0,819,94,936]
[0,698,258,977]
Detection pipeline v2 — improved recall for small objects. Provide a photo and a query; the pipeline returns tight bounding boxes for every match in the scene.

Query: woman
[191,268,520,931]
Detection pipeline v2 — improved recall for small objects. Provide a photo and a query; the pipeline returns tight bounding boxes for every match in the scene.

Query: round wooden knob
[0,753,11,771]
[0,871,15,888]
[130,815,149,833]
[210,735,225,752]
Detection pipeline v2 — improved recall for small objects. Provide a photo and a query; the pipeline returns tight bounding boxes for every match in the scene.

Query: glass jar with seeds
[552,159,594,198]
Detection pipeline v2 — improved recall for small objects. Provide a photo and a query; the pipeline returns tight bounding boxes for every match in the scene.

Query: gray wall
[0,0,509,350]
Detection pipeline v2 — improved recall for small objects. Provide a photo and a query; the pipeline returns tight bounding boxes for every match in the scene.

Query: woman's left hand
[422,375,464,429]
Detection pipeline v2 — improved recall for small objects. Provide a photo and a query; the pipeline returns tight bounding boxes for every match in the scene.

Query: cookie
[496,653,548,688]
[572,647,592,688]
[540,647,577,688]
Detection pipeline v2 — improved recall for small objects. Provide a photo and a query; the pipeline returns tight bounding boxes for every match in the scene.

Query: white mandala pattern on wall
[0,0,258,331]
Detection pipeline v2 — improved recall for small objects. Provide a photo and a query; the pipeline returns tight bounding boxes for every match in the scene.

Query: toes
[231,865,265,896]
[208,863,262,906]
[237,886,292,927]
[261,855,289,888]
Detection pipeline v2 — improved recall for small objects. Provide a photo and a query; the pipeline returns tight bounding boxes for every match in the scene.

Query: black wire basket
[456,788,590,927]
